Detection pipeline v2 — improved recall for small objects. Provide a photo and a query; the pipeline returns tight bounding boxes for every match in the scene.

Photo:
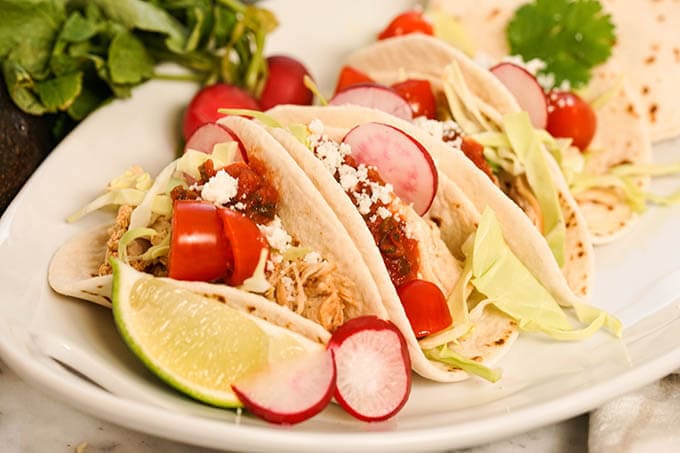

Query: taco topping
[308,128,420,287]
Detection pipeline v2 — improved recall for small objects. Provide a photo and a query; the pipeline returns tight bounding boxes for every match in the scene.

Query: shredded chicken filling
[98,205,170,276]
[265,259,360,332]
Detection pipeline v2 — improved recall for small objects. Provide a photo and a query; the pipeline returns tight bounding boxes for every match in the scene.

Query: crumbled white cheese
[377,206,392,219]
[413,117,463,149]
[308,119,324,135]
[258,216,292,252]
[200,170,238,205]
[233,202,245,211]
[502,55,546,76]
[303,251,322,264]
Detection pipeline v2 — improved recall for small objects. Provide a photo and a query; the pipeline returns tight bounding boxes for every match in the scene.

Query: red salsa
[171,158,279,224]
[336,155,420,287]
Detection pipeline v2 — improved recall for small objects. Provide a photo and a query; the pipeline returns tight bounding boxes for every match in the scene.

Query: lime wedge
[111,259,314,408]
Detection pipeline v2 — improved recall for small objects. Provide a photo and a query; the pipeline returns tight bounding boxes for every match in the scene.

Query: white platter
[2,1,680,451]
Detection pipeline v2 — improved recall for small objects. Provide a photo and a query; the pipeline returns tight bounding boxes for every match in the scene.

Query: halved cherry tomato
[169,201,232,282]
[377,10,434,40]
[396,279,452,339]
[391,79,437,119]
[334,66,375,94]
[218,208,268,286]
[546,91,597,151]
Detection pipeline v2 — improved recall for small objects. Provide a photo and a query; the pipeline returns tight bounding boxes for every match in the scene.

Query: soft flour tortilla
[48,115,517,382]
[426,1,653,241]
[266,117,518,382]
[49,115,394,345]
[268,105,592,304]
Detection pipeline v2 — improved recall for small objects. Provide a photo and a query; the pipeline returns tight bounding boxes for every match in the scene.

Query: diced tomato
[396,279,452,338]
[546,91,597,151]
[461,137,495,181]
[391,79,437,119]
[377,10,434,40]
[169,201,232,282]
[334,66,374,94]
[218,208,269,286]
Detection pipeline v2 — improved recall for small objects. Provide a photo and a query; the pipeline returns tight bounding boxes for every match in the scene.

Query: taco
[49,116,396,345]
[326,34,600,293]
[352,10,657,244]
[427,0,680,143]
[50,113,526,383]
[263,107,620,382]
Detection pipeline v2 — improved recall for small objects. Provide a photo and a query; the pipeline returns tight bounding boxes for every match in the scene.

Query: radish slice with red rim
[184,123,247,162]
[342,122,438,215]
[232,350,335,425]
[329,83,414,121]
[490,62,548,129]
[328,316,411,422]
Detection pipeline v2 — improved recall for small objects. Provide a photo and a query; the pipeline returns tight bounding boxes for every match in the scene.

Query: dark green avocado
[0,75,53,214]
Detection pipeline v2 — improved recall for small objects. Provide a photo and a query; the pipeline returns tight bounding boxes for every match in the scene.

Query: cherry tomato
[259,55,314,110]
[218,208,269,286]
[334,66,374,94]
[391,79,437,119]
[546,91,597,151]
[169,201,232,282]
[396,279,452,338]
[377,10,434,40]
[183,84,261,140]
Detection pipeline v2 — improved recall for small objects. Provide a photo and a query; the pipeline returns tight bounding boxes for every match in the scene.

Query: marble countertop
[0,359,588,453]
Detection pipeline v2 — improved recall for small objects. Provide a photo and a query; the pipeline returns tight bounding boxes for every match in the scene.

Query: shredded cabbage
[137,233,171,262]
[286,123,312,146]
[177,147,236,180]
[303,75,328,106]
[108,166,152,191]
[442,62,492,133]
[67,189,172,223]
[217,109,283,128]
[239,249,271,294]
[467,208,621,339]
[129,161,177,230]
[504,113,566,266]
[424,345,501,383]
[118,228,157,263]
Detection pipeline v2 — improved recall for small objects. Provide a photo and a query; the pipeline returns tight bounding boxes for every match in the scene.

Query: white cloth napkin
[589,371,680,452]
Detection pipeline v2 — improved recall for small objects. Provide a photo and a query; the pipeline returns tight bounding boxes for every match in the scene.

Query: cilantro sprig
[506,0,616,89]
[0,0,277,137]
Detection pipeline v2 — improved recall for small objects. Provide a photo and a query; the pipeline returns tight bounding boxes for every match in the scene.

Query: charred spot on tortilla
[202,293,227,304]
[487,8,500,20]
[657,14,666,23]
[472,356,482,363]
[649,103,659,123]
[495,338,505,346]
[645,55,656,65]
[247,305,256,313]
[430,216,443,227]
[80,290,111,303]
[674,48,680,63]
[626,104,639,118]
[642,86,650,96]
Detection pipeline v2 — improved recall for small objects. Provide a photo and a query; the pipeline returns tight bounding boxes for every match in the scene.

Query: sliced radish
[328,316,411,422]
[329,83,413,121]
[232,350,335,425]
[342,123,438,215]
[184,123,246,162]
[490,62,548,129]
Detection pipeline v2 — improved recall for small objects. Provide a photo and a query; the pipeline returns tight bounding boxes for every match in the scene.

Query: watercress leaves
[0,0,276,135]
